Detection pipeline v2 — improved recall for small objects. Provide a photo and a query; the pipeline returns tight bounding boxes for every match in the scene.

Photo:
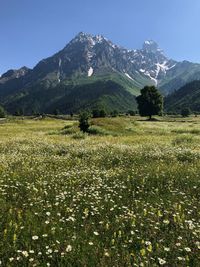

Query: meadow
[0,116,199,266]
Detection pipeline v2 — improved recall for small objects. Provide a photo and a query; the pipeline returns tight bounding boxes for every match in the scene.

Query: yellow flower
[13,233,17,243]
[140,248,146,256]
[147,244,153,252]
[4,229,7,238]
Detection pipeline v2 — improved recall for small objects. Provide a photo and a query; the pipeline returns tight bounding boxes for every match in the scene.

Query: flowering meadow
[0,117,199,266]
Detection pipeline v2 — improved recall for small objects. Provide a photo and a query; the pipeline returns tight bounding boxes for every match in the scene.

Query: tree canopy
[136,86,163,119]
[78,112,90,133]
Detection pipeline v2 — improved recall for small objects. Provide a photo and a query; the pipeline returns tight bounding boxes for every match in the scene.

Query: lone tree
[79,111,90,133]
[136,86,163,120]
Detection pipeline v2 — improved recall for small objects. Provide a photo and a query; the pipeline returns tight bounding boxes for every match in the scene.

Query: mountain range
[1,32,200,114]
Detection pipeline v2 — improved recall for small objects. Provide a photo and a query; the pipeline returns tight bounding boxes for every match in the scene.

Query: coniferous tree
[79,112,90,133]
[136,86,163,120]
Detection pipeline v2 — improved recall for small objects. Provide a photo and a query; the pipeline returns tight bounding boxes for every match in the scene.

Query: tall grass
[0,117,199,266]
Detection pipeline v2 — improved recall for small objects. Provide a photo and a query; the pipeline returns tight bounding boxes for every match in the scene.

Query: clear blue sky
[1,0,200,74]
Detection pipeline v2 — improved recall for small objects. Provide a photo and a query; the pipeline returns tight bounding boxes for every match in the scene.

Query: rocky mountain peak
[0,66,30,81]
[142,40,161,53]
[69,32,108,47]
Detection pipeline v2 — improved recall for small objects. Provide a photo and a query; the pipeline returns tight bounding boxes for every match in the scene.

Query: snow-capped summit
[1,31,200,116]
[70,32,108,47]
[143,40,160,53]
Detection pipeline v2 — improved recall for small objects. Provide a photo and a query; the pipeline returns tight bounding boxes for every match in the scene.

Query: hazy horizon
[1,0,200,74]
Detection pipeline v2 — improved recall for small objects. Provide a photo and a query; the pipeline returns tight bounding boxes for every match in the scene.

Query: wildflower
[22,251,29,257]
[93,231,99,236]
[140,249,146,256]
[184,247,191,252]
[147,244,153,252]
[32,235,39,240]
[47,249,53,254]
[66,245,72,252]
[104,251,110,257]
[13,233,17,242]
[88,242,94,245]
[163,219,170,225]
[158,258,166,265]
[177,257,184,261]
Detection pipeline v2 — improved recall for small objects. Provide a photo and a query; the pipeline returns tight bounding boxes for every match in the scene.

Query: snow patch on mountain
[57,58,62,83]
[88,67,94,77]
[125,73,134,81]
[143,71,158,86]
[155,61,169,75]
[59,58,62,67]
[168,64,177,70]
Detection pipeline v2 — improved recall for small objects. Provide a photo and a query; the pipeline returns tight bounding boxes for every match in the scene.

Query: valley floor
[0,116,199,266]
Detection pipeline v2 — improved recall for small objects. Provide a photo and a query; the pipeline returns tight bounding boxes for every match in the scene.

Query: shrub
[72,132,88,139]
[111,110,119,117]
[127,110,136,116]
[88,126,109,136]
[79,112,90,132]
[181,107,191,117]
[92,109,107,118]
[0,106,6,118]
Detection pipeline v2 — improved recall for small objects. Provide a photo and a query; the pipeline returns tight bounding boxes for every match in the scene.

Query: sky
[1,0,200,74]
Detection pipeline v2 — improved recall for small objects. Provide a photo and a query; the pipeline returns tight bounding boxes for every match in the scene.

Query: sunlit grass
[0,116,199,266]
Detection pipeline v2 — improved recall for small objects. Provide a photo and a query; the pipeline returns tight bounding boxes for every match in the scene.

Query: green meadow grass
[0,116,199,266]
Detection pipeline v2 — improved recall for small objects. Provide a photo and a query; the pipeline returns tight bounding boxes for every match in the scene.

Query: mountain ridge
[1,32,200,114]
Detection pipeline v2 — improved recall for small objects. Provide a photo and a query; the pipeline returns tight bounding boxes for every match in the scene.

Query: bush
[0,106,6,118]
[111,110,119,117]
[181,108,191,117]
[88,126,109,136]
[92,109,107,118]
[79,112,90,132]
[72,132,88,139]
[54,109,60,115]
[127,110,136,116]
[61,126,77,135]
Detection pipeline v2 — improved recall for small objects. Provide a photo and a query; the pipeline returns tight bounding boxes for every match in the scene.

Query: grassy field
[0,116,199,266]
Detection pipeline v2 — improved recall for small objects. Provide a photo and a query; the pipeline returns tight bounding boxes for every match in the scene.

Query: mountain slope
[1,32,200,114]
[2,74,138,114]
[165,80,200,113]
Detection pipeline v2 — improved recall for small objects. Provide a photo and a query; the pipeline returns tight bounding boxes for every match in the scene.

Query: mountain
[1,32,200,114]
[165,80,200,113]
